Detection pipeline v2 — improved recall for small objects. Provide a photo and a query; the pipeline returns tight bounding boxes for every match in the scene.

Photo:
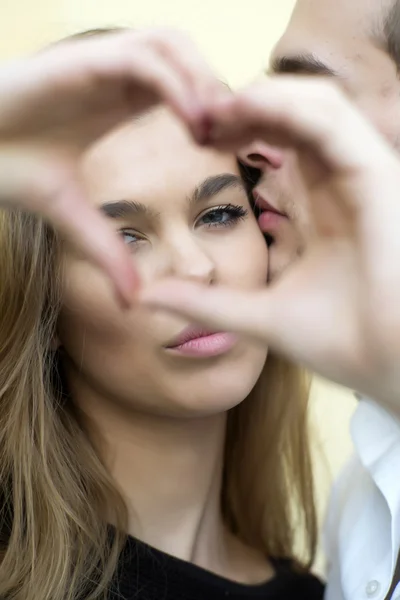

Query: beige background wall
[0,0,357,572]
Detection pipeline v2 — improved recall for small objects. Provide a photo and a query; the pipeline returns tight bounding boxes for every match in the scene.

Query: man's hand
[141,78,400,411]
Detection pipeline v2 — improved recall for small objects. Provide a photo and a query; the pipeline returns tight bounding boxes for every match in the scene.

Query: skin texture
[0,28,229,305]
[3,14,400,586]
[247,0,400,280]
[141,74,400,413]
[58,108,268,419]
[56,107,271,582]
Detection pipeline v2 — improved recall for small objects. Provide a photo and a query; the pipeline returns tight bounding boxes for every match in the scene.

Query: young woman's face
[58,109,268,417]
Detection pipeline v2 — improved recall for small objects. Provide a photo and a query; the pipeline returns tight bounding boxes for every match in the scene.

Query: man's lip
[258,210,285,232]
[253,191,286,217]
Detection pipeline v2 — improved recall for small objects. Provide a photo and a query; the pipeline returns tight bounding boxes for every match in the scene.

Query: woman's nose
[168,238,216,285]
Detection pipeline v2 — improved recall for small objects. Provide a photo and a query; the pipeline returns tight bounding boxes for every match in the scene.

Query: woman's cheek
[215,224,268,288]
[58,254,173,353]
[60,259,133,337]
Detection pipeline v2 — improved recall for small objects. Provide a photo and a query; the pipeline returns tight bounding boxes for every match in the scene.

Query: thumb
[0,147,139,308]
[44,179,139,307]
[140,279,272,342]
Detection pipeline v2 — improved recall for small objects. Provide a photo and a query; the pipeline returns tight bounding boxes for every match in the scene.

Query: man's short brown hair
[383,0,400,68]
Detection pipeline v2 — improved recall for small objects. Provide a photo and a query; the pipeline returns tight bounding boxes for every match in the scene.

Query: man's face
[246,0,400,279]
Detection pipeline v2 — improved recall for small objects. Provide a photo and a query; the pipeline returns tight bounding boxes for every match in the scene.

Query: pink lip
[254,191,287,232]
[166,326,237,358]
[258,210,285,231]
[254,191,284,214]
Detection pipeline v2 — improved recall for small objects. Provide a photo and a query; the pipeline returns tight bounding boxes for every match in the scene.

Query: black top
[108,536,325,600]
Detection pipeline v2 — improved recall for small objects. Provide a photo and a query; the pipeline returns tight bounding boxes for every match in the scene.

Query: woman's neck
[101,406,228,567]
[67,367,226,562]
[68,372,272,583]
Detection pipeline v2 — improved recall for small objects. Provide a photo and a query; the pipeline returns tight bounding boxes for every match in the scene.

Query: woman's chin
[168,351,268,417]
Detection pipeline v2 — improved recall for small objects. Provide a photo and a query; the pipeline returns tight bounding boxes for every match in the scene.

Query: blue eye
[199,204,248,228]
[119,230,140,245]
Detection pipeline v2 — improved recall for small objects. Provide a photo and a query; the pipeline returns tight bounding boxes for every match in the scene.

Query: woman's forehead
[82,108,238,208]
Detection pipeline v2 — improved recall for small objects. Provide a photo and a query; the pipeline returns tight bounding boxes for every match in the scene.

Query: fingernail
[196,116,215,145]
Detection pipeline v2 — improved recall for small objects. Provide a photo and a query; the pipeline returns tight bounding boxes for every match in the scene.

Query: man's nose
[238,141,284,173]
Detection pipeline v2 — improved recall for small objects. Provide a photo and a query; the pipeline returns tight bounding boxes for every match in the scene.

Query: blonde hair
[0,28,316,600]
[0,212,316,600]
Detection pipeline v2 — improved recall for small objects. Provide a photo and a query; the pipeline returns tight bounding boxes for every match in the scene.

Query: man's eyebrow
[192,173,244,203]
[270,53,338,77]
[100,199,160,220]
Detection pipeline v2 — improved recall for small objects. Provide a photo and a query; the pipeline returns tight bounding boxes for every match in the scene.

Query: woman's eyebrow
[191,174,244,204]
[100,174,244,219]
[100,199,160,220]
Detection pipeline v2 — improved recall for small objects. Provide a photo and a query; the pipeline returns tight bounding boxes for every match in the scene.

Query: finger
[69,31,221,139]
[146,29,230,135]
[140,279,271,341]
[45,180,138,308]
[18,32,210,142]
[0,147,138,307]
[140,246,358,381]
[227,78,400,320]
[76,36,204,124]
[208,77,396,181]
[208,78,400,294]
[125,47,206,130]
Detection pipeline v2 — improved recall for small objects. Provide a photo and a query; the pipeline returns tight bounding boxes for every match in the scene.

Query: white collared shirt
[325,399,400,600]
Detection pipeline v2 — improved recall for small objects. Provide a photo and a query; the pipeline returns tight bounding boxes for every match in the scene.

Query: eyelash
[119,229,143,246]
[197,204,248,229]
[119,204,248,246]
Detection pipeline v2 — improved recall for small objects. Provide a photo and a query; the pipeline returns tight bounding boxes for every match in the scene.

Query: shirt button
[366,581,381,597]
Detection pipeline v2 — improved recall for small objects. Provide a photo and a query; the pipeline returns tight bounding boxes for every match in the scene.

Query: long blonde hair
[0,212,316,600]
[0,30,317,600]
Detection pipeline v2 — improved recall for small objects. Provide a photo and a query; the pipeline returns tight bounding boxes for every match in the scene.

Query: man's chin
[268,247,296,281]
[265,229,304,282]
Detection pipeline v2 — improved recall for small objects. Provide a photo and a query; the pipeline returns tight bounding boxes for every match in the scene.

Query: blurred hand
[142,77,400,411]
[0,28,225,305]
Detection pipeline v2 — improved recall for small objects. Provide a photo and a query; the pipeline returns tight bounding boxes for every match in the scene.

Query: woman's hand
[0,28,223,305]
[141,77,400,412]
